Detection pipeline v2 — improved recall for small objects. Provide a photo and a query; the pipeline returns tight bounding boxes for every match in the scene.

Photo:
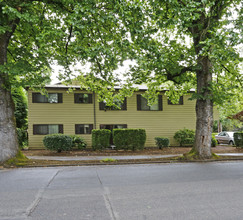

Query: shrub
[234,132,243,147]
[113,129,146,151]
[154,137,170,149]
[211,136,217,147]
[43,134,73,152]
[70,135,87,150]
[212,133,218,138]
[17,128,28,149]
[174,128,195,147]
[92,129,111,150]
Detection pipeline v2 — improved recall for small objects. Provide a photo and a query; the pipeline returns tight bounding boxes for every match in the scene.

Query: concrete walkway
[27,153,243,161]
[28,154,180,161]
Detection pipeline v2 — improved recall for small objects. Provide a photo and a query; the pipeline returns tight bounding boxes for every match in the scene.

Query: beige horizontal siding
[28,89,218,149]
[28,90,93,149]
[96,92,196,147]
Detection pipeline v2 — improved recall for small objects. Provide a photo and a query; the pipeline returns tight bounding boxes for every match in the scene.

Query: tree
[74,1,242,158]
[0,0,136,162]
[0,0,242,161]
[115,0,242,158]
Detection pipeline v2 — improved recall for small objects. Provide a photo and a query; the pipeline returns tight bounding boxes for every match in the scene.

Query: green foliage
[92,129,111,150]
[11,87,28,149]
[16,128,28,149]
[11,87,28,129]
[100,158,117,163]
[3,150,29,167]
[213,119,243,133]
[211,136,217,148]
[43,134,73,153]
[1,0,243,160]
[212,133,218,138]
[70,135,87,150]
[234,132,243,148]
[174,128,195,147]
[154,137,170,149]
[113,129,146,151]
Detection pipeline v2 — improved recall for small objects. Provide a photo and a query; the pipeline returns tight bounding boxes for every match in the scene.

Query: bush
[113,129,146,151]
[43,134,73,152]
[70,135,87,150]
[234,132,243,147]
[17,128,28,149]
[92,129,111,150]
[212,133,218,138]
[154,137,170,149]
[211,136,217,147]
[174,128,195,146]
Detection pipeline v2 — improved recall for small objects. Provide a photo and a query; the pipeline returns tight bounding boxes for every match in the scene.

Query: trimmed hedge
[70,135,87,150]
[92,129,111,150]
[174,129,216,147]
[154,137,170,149]
[234,132,243,147]
[43,134,73,152]
[113,129,146,151]
[174,128,195,146]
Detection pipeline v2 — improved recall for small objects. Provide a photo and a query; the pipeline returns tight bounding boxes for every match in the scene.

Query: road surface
[1,162,243,220]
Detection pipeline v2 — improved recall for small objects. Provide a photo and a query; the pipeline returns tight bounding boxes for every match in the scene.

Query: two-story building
[27,84,214,149]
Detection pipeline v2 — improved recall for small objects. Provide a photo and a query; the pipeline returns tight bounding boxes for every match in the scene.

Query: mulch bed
[22,145,241,157]
[1,145,242,169]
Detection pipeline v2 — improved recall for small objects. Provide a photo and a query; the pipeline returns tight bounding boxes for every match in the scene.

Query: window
[100,124,127,130]
[99,98,127,110]
[74,93,92,103]
[75,124,93,134]
[32,93,63,103]
[137,95,162,111]
[168,96,183,105]
[33,124,63,135]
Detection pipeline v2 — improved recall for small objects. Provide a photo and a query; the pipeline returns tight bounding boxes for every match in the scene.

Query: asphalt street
[1,162,243,220]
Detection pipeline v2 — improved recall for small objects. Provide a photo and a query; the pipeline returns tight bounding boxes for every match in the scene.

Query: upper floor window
[168,96,183,105]
[32,93,63,103]
[75,124,93,134]
[99,98,127,110]
[33,124,63,135]
[74,93,93,104]
[137,95,162,111]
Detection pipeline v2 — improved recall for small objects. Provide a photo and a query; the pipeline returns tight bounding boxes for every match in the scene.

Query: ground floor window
[33,124,63,135]
[75,124,93,134]
[99,124,127,145]
[100,124,127,130]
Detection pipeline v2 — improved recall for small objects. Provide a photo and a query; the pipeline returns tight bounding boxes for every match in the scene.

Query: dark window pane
[33,124,62,135]
[74,93,92,103]
[99,98,127,110]
[168,96,183,105]
[75,124,93,134]
[32,93,62,103]
[137,95,161,111]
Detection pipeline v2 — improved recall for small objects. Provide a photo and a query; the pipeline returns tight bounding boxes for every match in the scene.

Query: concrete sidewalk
[28,154,181,161]
[27,153,243,161]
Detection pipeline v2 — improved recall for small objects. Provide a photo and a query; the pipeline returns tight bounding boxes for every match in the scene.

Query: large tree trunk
[194,56,213,158]
[0,34,18,162]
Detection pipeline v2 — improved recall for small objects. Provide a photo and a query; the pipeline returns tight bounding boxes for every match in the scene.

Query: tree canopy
[0,0,242,161]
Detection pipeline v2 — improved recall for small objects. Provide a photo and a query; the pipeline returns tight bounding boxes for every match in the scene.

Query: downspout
[93,91,96,129]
